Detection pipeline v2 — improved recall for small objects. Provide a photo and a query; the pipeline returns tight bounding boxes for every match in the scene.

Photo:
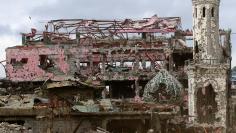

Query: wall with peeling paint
[5,41,177,82]
[187,65,229,128]
[6,45,70,81]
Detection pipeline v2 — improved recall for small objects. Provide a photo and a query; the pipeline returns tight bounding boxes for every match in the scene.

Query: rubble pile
[0,95,34,108]
[0,122,32,133]
[0,0,233,131]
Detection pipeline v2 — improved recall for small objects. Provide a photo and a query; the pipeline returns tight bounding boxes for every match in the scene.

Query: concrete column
[101,54,106,74]
[168,53,174,72]
[135,79,140,97]
[76,58,81,73]
[89,50,93,74]
[101,119,108,130]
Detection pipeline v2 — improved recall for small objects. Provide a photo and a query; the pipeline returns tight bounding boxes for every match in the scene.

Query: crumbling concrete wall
[6,45,70,81]
[187,65,229,129]
[5,43,169,82]
[187,0,230,131]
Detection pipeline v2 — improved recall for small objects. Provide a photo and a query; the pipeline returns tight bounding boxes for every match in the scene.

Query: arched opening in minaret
[196,84,217,124]
[195,8,197,18]
[211,7,215,17]
[203,7,206,17]
[194,41,199,54]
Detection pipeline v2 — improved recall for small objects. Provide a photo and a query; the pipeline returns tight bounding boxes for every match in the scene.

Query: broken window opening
[10,58,28,67]
[145,61,151,69]
[142,32,147,40]
[211,7,215,17]
[138,62,144,70]
[102,86,110,98]
[196,84,217,124]
[124,61,133,68]
[194,41,199,54]
[39,55,54,70]
[10,58,16,64]
[116,62,121,67]
[195,8,197,18]
[21,58,28,64]
[108,81,135,99]
[203,7,206,18]
[80,62,88,69]
[112,62,116,67]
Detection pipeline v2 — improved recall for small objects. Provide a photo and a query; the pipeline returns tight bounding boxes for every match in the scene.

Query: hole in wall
[196,84,217,124]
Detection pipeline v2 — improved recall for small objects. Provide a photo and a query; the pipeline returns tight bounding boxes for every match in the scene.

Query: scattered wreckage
[0,0,234,131]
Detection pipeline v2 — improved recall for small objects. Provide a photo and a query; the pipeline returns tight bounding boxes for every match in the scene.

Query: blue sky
[0,0,235,77]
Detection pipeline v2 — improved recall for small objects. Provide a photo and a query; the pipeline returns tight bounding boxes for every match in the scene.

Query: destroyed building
[0,0,235,132]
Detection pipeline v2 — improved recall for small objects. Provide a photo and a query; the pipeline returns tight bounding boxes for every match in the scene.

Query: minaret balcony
[185,58,230,67]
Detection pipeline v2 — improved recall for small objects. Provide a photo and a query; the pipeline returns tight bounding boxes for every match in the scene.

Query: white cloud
[0,35,21,77]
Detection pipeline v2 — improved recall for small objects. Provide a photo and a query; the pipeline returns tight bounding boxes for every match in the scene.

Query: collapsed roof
[23,15,182,45]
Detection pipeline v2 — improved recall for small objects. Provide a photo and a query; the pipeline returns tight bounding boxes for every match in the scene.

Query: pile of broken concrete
[0,122,32,133]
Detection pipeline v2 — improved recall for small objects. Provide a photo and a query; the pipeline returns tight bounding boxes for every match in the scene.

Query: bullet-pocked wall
[187,0,230,131]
